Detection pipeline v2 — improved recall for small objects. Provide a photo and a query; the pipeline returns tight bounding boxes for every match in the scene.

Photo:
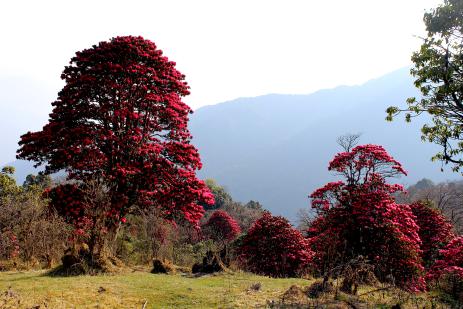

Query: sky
[0,0,442,164]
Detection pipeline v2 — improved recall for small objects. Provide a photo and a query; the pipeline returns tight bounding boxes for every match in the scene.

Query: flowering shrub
[428,237,463,300]
[237,212,313,278]
[429,237,463,280]
[202,210,241,244]
[409,201,454,268]
[17,36,214,260]
[308,144,424,290]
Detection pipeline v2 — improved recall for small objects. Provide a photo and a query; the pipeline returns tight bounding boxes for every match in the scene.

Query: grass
[0,269,310,308]
[0,269,453,308]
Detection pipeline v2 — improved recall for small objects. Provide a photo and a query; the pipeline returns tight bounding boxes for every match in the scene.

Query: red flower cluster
[17,36,214,239]
[202,210,241,243]
[237,212,313,278]
[308,144,424,290]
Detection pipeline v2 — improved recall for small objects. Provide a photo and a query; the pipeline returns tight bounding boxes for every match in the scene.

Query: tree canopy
[387,0,463,172]
[17,36,213,258]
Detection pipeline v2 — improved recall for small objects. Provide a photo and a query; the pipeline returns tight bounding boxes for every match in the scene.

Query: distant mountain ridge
[189,67,461,219]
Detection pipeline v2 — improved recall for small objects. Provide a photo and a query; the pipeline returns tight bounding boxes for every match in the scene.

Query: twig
[142,300,148,309]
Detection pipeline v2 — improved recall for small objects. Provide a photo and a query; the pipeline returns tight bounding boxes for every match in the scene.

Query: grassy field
[0,269,311,308]
[0,269,452,308]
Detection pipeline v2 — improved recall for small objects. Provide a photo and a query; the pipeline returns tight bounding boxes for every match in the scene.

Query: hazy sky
[1,0,441,109]
[0,0,442,164]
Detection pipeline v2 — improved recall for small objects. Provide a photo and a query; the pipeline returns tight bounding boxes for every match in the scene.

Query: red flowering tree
[17,36,213,264]
[409,201,455,268]
[308,145,424,290]
[237,212,313,278]
[202,210,241,245]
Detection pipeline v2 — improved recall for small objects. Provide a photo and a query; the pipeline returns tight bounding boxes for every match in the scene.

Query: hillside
[189,67,460,219]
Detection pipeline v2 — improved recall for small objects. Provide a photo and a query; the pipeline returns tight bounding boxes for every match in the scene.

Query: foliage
[202,179,264,231]
[386,0,463,172]
[397,179,463,234]
[22,173,52,191]
[0,170,71,267]
[202,210,241,244]
[308,144,424,290]
[114,211,212,267]
[16,36,213,258]
[409,200,455,268]
[0,166,21,198]
[428,236,463,302]
[202,179,233,210]
[237,212,313,278]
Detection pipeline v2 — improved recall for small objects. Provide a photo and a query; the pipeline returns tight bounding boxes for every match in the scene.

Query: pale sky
[1,0,441,110]
[0,0,444,165]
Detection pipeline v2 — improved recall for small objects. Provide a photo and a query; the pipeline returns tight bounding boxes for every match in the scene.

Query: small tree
[23,173,52,191]
[237,212,313,278]
[17,36,213,267]
[202,210,241,245]
[308,144,424,290]
[0,166,21,199]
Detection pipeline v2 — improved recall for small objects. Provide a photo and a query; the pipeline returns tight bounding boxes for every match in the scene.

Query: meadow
[0,269,451,308]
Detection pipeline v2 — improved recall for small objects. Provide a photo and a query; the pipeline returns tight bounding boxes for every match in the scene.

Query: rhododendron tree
[202,210,241,244]
[17,36,213,263]
[308,144,424,290]
[409,201,455,268]
[237,212,313,278]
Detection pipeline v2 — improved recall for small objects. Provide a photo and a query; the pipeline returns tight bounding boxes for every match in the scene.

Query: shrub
[202,210,241,244]
[0,170,71,268]
[237,212,313,277]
